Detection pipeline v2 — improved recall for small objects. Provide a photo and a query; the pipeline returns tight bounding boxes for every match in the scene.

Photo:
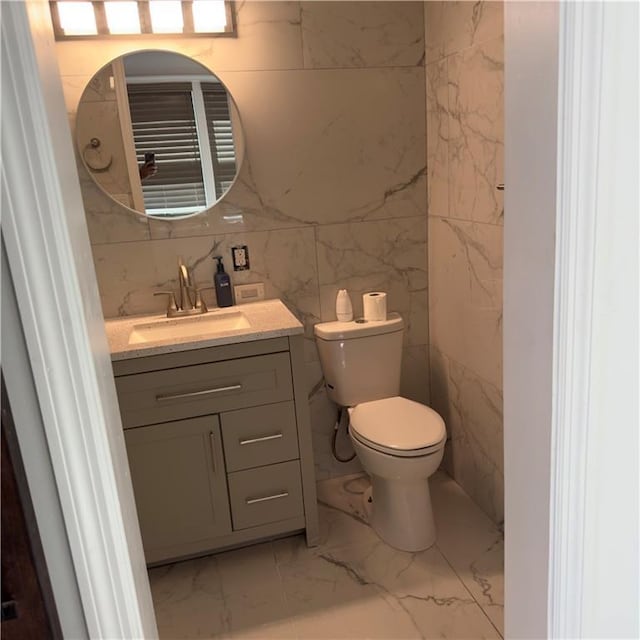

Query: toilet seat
[349,396,446,458]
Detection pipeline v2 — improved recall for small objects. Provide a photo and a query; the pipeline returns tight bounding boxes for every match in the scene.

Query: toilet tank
[314,313,403,407]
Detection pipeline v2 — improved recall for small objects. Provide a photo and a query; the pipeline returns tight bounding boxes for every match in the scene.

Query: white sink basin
[128,311,251,345]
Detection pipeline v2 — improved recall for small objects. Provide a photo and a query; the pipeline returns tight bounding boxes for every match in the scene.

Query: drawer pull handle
[156,384,242,403]
[239,433,283,446]
[209,432,216,474]
[246,491,289,505]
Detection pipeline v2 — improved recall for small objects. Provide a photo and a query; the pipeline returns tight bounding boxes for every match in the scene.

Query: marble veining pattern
[429,217,502,390]
[447,37,504,224]
[149,471,504,639]
[316,217,428,348]
[219,68,427,231]
[300,2,425,69]
[425,1,503,65]
[438,351,504,523]
[426,59,449,218]
[426,1,504,522]
[92,227,320,327]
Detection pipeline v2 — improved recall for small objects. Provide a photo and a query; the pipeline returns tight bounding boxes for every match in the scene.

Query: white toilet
[314,313,446,552]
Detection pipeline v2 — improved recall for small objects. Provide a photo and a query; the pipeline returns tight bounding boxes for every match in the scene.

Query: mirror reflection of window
[76,50,243,220]
[126,80,237,217]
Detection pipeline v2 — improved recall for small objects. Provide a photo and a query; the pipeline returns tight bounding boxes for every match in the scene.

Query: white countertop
[104,298,304,361]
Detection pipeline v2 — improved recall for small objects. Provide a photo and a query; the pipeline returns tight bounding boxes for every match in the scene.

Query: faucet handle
[187,285,214,313]
[153,291,178,316]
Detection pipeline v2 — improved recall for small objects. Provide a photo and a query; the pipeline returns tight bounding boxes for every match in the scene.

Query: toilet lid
[349,397,446,452]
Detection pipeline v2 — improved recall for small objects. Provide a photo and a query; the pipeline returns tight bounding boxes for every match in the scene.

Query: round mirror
[76,50,244,219]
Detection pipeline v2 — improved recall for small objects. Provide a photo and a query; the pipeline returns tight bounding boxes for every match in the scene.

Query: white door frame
[1,2,157,638]
[3,1,637,638]
[548,2,639,637]
[505,1,639,638]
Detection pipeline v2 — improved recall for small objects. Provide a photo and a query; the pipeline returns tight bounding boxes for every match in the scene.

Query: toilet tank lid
[314,312,403,340]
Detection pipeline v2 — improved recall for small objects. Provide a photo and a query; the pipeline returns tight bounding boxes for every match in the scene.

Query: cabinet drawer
[227,460,303,530]
[221,402,299,472]
[115,353,293,428]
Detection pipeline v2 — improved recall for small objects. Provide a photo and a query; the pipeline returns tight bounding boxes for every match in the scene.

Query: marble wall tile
[91,241,162,318]
[435,352,504,523]
[147,66,427,238]
[226,68,426,228]
[316,217,428,347]
[429,217,502,389]
[425,1,503,64]
[448,37,504,224]
[300,1,424,69]
[69,65,427,240]
[93,227,320,324]
[79,165,151,245]
[401,344,430,405]
[429,345,452,430]
[431,344,503,522]
[425,2,504,522]
[426,59,449,217]
[61,75,102,115]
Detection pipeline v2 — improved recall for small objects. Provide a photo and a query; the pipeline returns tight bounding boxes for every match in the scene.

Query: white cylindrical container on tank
[363,291,387,321]
[335,289,353,321]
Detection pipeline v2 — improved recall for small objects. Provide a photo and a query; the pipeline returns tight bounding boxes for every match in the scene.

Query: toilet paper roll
[363,292,387,321]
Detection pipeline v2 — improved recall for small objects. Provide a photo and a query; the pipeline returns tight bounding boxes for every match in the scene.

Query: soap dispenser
[213,256,233,307]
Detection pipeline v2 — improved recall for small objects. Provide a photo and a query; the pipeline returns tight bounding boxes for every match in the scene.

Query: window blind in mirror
[127,82,206,214]
[201,82,237,197]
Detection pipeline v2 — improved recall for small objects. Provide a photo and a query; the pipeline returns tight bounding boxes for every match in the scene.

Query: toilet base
[363,477,436,552]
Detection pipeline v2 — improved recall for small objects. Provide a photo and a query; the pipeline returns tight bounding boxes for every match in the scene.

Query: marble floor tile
[149,471,504,639]
[430,473,504,635]
[149,556,227,639]
[214,542,281,597]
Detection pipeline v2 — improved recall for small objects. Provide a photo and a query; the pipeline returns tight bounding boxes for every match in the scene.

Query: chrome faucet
[154,257,210,317]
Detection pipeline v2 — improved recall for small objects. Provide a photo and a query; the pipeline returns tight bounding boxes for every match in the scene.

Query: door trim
[1,3,156,638]
[549,2,639,637]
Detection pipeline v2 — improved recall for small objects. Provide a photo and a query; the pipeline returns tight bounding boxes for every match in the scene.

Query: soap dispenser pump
[213,256,233,307]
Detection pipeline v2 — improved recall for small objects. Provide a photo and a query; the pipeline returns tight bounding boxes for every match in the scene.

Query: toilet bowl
[313,313,447,552]
[348,396,446,551]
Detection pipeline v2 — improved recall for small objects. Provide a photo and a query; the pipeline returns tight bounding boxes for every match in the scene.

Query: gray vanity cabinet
[124,416,232,555]
[112,335,319,565]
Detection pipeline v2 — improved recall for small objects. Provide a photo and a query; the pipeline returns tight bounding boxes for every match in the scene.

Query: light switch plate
[234,283,265,304]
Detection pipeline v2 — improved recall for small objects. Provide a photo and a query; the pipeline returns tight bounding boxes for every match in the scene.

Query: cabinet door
[124,415,231,563]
